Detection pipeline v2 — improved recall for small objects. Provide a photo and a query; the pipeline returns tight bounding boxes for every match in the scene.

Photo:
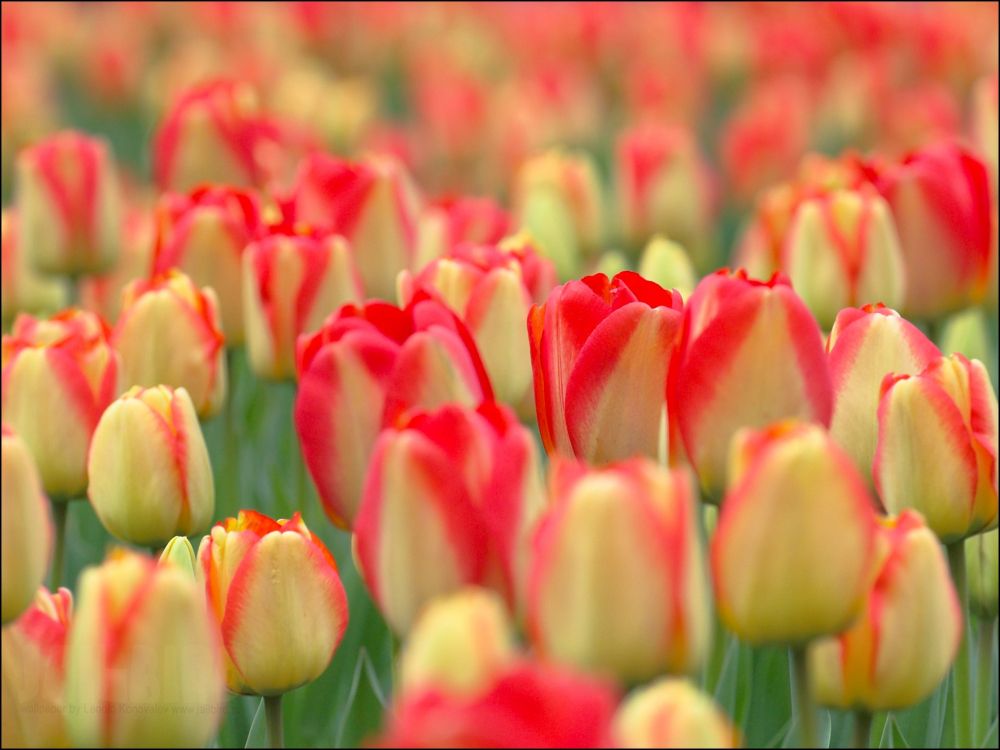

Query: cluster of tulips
[2,2,999,749]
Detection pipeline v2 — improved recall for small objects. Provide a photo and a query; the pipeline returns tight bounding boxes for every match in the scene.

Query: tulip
[282,152,422,300]
[940,308,994,367]
[862,141,994,318]
[711,422,878,644]
[2,427,52,624]
[159,536,197,578]
[966,529,998,620]
[354,403,544,634]
[1,309,120,498]
[375,662,618,748]
[79,208,155,323]
[616,125,713,269]
[65,549,225,747]
[827,304,940,486]
[971,75,998,187]
[151,185,263,343]
[113,270,227,417]
[514,149,604,279]
[243,228,361,380]
[398,587,516,698]
[294,296,495,529]
[613,679,738,749]
[398,239,556,410]
[16,131,121,276]
[782,188,905,328]
[809,510,962,711]
[87,386,214,547]
[197,510,349,695]
[413,195,511,270]
[529,271,684,465]
[528,459,709,682]
[1,587,72,748]
[675,270,833,497]
[594,250,629,279]
[875,353,999,542]
[638,236,697,299]
[1,210,67,323]
[153,79,262,191]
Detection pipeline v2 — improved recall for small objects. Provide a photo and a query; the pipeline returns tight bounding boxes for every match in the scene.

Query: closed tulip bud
[617,125,714,269]
[113,270,227,417]
[1,210,67,323]
[65,550,225,747]
[87,386,214,547]
[594,250,630,279]
[827,304,940,486]
[1,587,72,748]
[159,536,197,578]
[614,679,738,749]
[783,188,905,329]
[528,459,709,682]
[966,529,998,619]
[514,149,604,279]
[2,427,52,624]
[875,354,999,542]
[712,422,878,645]
[862,142,994,318]
[940,308,994,368]
[355,403,544,635]
[809,511,962,711]
[413,196,511,270]
[529,271,684,465]
[79,208,155,323]
[243,229,361,380]
[16,131,121,276]
[153,80,262,191]
[638,236,697,299]
[375,662,618,748]
[283,152,422,300]
[197,510,349,695]
[151,185,263,343]
[399,587,516,698]
[676,270,833,497]
[2,309,120,498]
[295,296,495,529]
[398,240,556,410]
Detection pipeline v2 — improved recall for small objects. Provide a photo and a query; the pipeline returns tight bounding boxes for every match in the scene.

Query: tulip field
[3,3,1000,749]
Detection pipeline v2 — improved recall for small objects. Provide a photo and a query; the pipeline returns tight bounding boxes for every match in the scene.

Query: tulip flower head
[65,549,226,747]
[614,678,739,749]
[529,271,684,466]
[113,269,227,418]
[1,308,120,498]
[1,209,67,323]
[966,529,999,620]
[197,510,349,696]
[712,422,879,645]
[87,385,215,547]
[875,353,999,542]
[809,510,962,711]
[1,426,52,624]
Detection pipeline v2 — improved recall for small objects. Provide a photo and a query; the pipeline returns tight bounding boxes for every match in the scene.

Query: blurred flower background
[1,2,998,748]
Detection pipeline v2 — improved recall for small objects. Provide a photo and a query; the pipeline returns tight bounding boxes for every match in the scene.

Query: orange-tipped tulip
[712,422,878,645]
[88,386,214,547]
[529,271,684,466]
[614,679,738,749]
[64,550,225,747]
[197,510,348,696]
[809,510,962,711]
[16,131,121,276]
[875,353,999,542]
[113,270,227,418]
[528,459,709,682]
[1,309,120,498]
[676,270,832,497]
[2,427,52,624]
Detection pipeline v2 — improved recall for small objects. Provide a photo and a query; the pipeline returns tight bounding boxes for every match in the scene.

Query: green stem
[264,694,283,749]
[974,617,997,746]
[50,500,69,590]
[853,710,872,749]
[791,646,818,748]
[948,542,972,748]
